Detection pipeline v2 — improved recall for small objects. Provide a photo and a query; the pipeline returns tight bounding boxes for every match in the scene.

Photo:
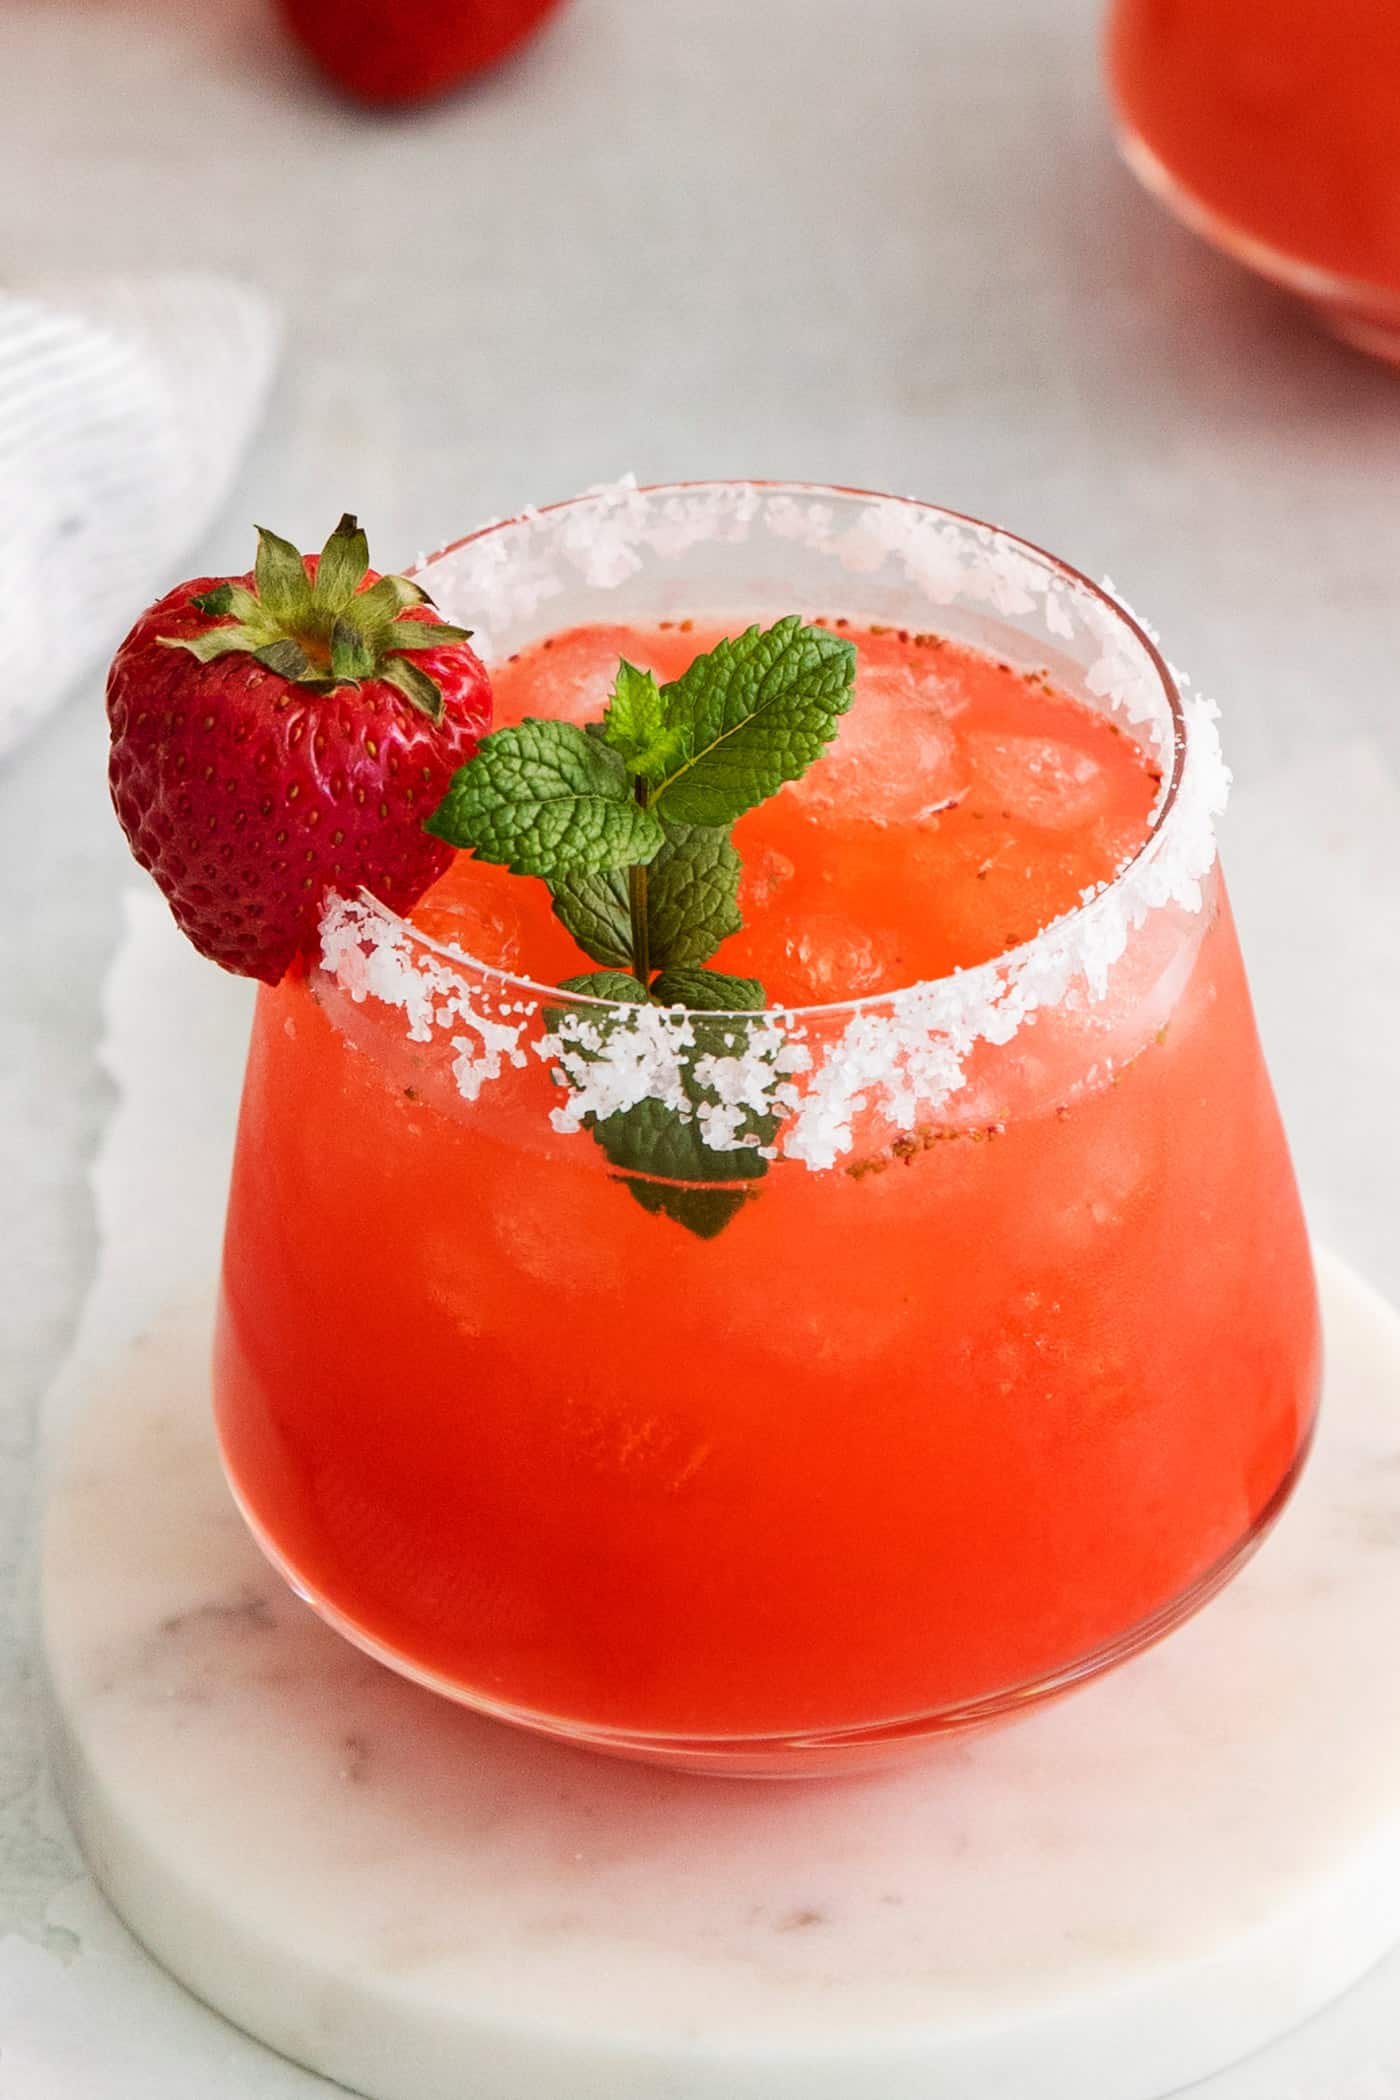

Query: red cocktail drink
[213,485,1319,1773]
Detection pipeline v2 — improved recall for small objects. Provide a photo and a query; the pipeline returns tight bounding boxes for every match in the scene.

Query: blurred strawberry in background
[275,0,568,106]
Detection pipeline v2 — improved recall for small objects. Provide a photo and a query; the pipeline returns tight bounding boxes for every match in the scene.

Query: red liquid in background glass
[214,619,1319,1753]
[1107,0,1400,293]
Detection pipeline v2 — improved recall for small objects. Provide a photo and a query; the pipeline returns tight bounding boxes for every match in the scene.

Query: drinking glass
[214,482,1321,1775]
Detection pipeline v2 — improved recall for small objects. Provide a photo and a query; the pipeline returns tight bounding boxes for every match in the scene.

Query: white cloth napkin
[0,273,279,760]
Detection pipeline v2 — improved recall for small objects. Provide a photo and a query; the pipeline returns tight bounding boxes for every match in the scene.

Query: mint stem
[629,778,652,983]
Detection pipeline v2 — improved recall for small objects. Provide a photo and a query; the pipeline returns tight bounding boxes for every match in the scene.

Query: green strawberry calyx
[156,514,471,724]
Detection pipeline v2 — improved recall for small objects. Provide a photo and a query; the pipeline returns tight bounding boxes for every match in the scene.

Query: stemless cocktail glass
[1106,0,1400,361]
[214,483,1320,1775]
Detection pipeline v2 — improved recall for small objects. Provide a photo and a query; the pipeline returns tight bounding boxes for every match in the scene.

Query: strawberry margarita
[1107,0,1400,356]
[209,486,1320,1772]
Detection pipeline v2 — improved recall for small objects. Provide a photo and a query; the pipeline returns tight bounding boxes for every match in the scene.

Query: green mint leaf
[548,822,741,972]
[311,513,370,615]
[426,720,664,878]
[644,822,742,969]
[568,1005,781,1236]
[601,660,661,753]
[650,966,766,1011]
[253,525,316,627]
[623,1181,757,1239]
[648,617,856,826]
[549,867,633,968]
[592,1091,770,1187]
[601,662,683,781]
[556,971,648,1003]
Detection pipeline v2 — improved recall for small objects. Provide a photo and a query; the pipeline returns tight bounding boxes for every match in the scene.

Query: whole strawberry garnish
[276,0,567,107]
[107,515,491,983]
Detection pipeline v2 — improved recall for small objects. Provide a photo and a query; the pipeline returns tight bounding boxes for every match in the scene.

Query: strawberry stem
[156,517,475,722]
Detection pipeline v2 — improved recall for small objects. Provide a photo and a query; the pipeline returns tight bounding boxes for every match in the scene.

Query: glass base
[1115,123,1400,368]
[225,1430,1313,1778]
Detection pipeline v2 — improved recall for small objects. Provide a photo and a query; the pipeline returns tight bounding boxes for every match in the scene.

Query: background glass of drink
[1106,0,1400,361]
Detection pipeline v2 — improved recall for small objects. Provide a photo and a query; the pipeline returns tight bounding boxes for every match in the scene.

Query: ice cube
[780,912,901,1002]
[739,846,797,913]
[786,665,965,825]
[962,732,1109,831]
[1050,1125,1156,1252]
[412,875,527,970]
[495,625,654,729]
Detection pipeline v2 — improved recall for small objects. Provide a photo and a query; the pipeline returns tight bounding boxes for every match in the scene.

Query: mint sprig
[428,618,855,1234]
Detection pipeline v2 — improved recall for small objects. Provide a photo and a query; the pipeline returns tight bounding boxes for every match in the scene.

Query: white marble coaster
[39,1252,1400,2100]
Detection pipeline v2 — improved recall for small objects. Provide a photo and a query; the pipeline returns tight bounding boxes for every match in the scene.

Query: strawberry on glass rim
[106,516,492,984]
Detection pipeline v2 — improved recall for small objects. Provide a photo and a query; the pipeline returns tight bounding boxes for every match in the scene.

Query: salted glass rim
[334,479,1195,1024]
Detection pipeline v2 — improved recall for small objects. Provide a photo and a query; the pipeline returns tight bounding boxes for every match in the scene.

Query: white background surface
[1,0,1398,2091]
